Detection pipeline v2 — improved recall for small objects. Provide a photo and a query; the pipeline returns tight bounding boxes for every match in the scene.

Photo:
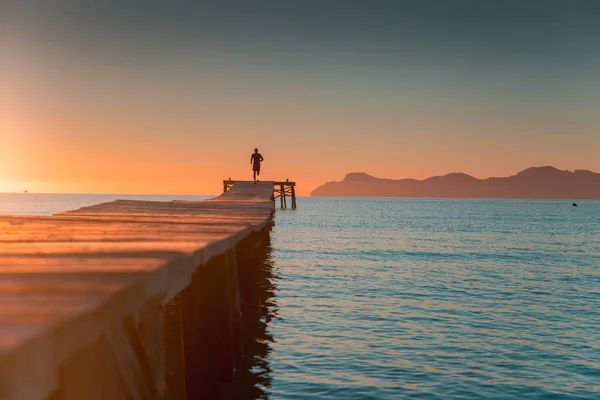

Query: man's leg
[253,169,256,182]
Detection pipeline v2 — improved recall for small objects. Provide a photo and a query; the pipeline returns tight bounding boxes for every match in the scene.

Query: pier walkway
[223,179,296,209]
[0,182,275,400]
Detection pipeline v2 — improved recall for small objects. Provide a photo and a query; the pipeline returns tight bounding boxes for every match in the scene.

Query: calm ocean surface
[1,194,599,399]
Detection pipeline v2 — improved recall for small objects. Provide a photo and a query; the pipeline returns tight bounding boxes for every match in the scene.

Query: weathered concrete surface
[0,182,274,400]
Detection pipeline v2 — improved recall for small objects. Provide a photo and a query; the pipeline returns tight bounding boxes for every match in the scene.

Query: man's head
[254,148,258,153]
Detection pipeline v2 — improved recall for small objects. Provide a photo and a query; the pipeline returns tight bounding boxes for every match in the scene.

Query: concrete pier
[0,182,275,399]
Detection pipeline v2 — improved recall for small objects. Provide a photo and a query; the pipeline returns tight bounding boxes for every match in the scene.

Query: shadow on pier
[228,232,279,399]
[162,227,279,400]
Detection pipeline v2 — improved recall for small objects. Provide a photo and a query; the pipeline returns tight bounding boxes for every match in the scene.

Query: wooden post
[280,185,284,209]
[291,185,296,209]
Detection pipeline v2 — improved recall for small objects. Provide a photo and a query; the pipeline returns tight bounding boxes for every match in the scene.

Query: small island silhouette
[311,166,600,199]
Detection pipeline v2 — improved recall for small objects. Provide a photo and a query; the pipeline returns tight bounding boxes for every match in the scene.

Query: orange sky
[1,2,599,196]
[2,94,598,196]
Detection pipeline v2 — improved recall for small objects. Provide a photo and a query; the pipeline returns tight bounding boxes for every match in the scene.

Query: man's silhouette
[250,148,264,183]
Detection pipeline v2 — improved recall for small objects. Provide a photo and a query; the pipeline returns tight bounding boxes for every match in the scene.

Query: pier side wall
[47,225,273,400]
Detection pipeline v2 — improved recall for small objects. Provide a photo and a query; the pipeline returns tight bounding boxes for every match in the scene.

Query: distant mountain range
[310,167,600,199]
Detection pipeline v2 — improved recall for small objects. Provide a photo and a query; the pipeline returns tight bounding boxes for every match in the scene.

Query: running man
[250,148,264,183]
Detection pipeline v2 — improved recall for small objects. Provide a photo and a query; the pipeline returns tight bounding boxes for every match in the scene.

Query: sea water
[268,198,600,399]
[1,194,599,399]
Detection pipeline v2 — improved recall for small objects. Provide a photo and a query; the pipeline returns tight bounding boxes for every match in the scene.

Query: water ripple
[267,198,600,399]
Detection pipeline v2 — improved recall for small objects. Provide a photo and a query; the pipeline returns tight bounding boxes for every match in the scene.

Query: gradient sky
[1,1,599,195]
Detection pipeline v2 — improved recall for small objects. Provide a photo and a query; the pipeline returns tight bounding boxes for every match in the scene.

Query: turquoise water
[268,198,600,399]
[1,194,599,399]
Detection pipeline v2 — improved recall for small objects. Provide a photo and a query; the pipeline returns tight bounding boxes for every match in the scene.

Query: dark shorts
[253,164,261,172]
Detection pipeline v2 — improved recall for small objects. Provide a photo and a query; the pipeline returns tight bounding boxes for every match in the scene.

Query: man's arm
[260,154,264,162]
[250,155,253,164]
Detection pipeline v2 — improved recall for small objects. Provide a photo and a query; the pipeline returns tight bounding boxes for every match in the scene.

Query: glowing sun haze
[1,1,599,195]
